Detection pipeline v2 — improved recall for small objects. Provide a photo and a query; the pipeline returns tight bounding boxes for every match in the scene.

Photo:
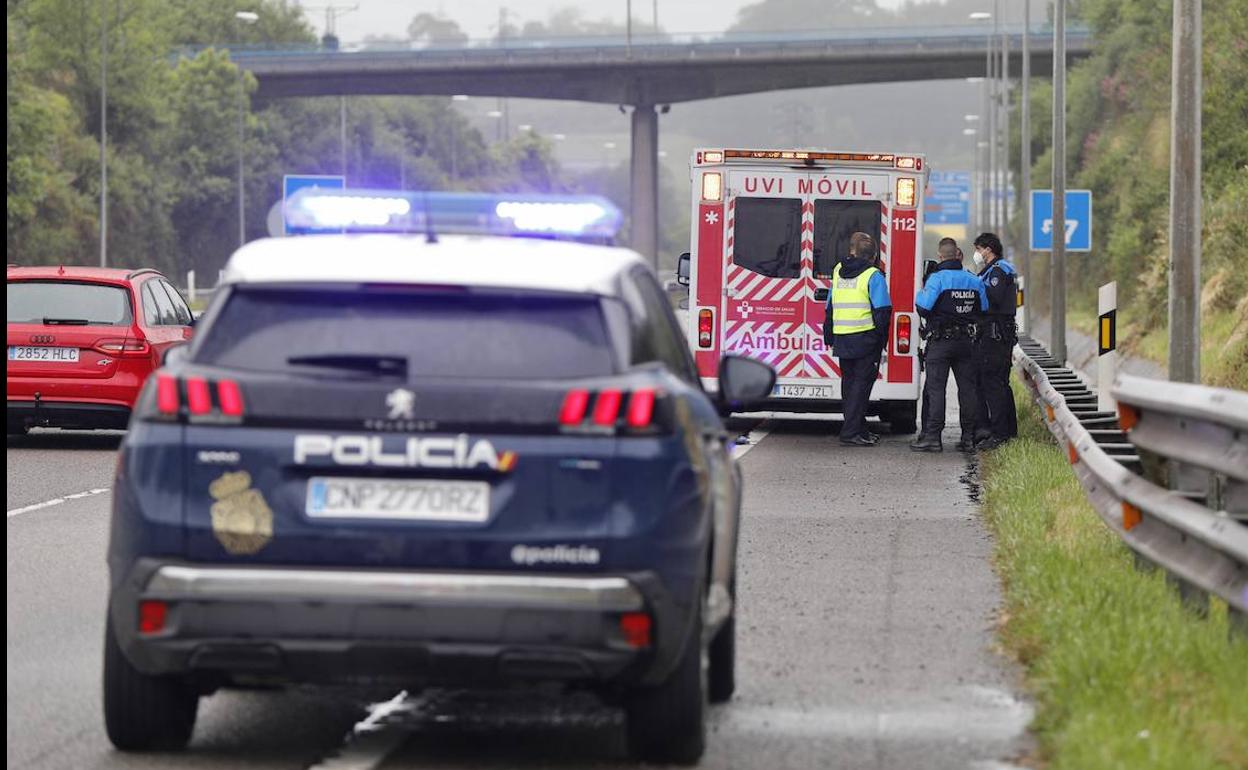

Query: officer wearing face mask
[971,232,1018,450]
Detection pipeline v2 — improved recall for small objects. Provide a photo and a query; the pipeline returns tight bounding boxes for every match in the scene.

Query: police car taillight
[896,315,912,354]
[698,309,714,348]
[560,388,664,433]
[147,374,245,423]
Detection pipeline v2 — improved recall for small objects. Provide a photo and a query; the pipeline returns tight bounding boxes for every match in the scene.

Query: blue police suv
[103,191,775,765]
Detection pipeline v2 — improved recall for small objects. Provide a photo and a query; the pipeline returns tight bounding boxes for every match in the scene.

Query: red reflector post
[560,389,590,425]
[626,389,656,428]
[592,390,623,426]
[156,374,180,415]
[138,600,167,634]
[216,379,245,417]
[619,612,652,648]
[896,315,912,354]
[185,378,212,415]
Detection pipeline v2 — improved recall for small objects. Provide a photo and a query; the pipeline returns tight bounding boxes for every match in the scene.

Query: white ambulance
[679,148,928,432]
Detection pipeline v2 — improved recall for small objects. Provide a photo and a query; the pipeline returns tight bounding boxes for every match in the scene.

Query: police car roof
[222,234,646,296]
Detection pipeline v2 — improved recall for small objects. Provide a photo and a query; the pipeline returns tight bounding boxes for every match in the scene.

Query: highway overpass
[221,26,1093,263]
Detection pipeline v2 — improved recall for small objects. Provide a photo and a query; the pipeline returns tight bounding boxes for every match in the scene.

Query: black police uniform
[914,259,987,447]
[975,257,1019,440]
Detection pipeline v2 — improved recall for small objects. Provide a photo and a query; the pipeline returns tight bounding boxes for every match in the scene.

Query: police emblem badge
[209,470,274,555]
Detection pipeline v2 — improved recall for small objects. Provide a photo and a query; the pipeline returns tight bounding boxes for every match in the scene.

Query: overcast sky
[304,0,915,41]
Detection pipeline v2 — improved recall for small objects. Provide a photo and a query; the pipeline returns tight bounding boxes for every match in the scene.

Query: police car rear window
[193,286,616,380]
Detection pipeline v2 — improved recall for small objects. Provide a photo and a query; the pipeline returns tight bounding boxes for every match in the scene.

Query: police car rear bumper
[110,559,686,687]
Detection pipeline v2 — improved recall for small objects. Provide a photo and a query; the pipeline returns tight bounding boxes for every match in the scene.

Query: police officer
[910,238,987,453]
[971,232,1018,450]
[824,232,892,447]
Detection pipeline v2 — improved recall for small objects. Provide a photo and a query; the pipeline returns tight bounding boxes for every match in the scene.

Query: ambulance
[681,148,928,433]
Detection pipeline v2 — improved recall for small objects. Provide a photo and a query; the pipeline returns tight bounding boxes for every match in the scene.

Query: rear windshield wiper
[42,317,91,325]
[285,354,408,376]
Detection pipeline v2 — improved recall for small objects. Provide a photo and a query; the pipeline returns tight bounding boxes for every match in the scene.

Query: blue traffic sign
[925,171,971,225]
[1030,189,1092,251]
[283,174,345,235]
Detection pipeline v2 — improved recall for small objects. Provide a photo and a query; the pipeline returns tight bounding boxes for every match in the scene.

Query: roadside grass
[979,379,1248,769]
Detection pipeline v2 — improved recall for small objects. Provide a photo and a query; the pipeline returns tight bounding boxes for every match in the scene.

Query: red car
[7,265,195,434]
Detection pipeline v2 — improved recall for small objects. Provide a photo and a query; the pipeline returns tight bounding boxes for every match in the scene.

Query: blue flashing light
[283,188,622,240]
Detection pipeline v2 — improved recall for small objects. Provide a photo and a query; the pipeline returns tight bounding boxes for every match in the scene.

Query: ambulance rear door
[721,169,811,380]
[803,171,892,385]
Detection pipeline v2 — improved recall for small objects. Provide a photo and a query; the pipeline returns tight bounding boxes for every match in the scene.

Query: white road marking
[307,690,417,770]
[6,487,111,518]
[732,422,772,459]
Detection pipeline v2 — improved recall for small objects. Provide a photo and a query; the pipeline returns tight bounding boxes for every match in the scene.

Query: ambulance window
[812,200,882,279]
[732,197,802,279]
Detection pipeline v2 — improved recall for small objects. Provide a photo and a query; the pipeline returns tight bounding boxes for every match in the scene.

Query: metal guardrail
[1013,337,1248,632]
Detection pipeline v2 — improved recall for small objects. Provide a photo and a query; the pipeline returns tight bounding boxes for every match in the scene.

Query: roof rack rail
[126,268,162,280]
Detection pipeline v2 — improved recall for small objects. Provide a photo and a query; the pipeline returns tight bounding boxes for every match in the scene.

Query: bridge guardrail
[1013,337,1248,631]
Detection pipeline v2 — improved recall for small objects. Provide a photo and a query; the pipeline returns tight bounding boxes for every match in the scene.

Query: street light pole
[235,12,258,250]
[1168,0,1201,382]
[1051,0,1067,364]
[1000,20,1009,236]
[1021,0,1032,332]
[99,0,108,267]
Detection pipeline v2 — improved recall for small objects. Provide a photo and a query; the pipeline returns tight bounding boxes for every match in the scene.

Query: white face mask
[972,250,986,268]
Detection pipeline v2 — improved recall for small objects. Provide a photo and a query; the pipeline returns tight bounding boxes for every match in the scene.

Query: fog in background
[299,0,1054,258]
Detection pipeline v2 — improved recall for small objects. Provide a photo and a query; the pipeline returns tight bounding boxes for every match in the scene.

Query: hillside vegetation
[1015,0,1247,389]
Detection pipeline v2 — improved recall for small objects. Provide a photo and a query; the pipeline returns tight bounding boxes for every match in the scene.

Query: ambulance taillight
[701,172,723,202]
[698,309,714,348]
[896,315,912,354]
[895,177,917,208]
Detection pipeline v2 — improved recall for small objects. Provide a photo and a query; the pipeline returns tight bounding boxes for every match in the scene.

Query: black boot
[909,435,943,452]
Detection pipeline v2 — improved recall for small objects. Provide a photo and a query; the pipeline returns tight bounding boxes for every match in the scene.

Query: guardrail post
[1230,607,1248,641]
[1167,573,1209,617]
[1097,282,1117,412]
[187,270,196,303]
[1016,276,1026,335]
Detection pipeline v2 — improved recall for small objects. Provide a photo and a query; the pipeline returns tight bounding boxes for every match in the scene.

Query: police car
[103,190,775,764]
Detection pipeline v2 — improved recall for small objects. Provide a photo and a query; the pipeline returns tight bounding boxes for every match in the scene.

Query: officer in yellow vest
[823,232,893,446]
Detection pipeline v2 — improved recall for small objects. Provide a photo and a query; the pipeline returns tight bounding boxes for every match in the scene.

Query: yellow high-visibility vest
[830,264,878,335]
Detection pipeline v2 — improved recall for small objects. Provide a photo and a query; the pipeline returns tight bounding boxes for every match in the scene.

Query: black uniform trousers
[838,354,880,440]
[919,334,980,441]
[975,327,1018,439]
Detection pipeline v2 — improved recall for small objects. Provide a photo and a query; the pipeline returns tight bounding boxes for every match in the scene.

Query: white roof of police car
[222,234,646,296]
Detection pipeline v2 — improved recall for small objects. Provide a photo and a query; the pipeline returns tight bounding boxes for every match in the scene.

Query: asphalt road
[7,415,1029,770]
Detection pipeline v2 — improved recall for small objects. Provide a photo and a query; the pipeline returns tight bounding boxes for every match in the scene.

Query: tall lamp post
[970,12,993,233]
[99,1,108,266]
[235,11,259,250]
[964,115,980,231]
[1020,0,1032,333]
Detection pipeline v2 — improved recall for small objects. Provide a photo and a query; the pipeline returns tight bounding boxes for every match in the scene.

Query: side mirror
[162,344,190,367]
[814,287,830,302]
[676,252,691,286]
[717,354,776,412]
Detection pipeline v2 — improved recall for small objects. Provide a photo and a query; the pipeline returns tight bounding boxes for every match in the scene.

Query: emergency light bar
[284,188,623,239]
[698,150,924,170]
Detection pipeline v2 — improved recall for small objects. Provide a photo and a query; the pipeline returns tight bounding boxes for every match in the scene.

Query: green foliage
[7,0,568,279]
[1017,0,1248,385]
[981,381,1248,768]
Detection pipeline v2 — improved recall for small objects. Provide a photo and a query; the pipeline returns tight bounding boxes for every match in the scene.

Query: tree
[407,13,468,46]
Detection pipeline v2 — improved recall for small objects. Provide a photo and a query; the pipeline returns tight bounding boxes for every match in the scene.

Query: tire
[708,611,735,704]
[884,403,918,435]
[103,617,198,751]
[626,592,707,765]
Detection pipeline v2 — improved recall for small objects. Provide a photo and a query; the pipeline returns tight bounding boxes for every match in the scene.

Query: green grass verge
[979,379,1248,769]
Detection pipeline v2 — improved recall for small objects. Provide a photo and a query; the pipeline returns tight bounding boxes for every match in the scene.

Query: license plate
[772,384,834,399]
[306,477,490,522]
[7,346,80,363]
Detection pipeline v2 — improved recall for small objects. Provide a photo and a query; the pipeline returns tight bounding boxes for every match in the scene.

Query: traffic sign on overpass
[1030,189,1092,251]
[925,171,971,225]
[283,174,345,235]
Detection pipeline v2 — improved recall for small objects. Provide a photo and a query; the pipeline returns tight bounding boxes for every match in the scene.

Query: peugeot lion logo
[385,388,416,420]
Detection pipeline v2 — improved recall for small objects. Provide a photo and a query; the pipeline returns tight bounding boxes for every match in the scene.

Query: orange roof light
[723,149,900,164]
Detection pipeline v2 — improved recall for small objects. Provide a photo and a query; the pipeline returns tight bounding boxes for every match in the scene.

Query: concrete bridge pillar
[629,103,659,268]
